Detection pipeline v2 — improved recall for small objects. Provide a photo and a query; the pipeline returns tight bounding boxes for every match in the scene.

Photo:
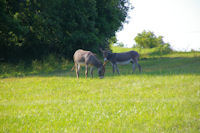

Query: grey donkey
[100,49,141,74]
[72,49,105,79]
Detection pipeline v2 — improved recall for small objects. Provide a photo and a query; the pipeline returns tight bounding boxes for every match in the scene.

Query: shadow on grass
[1,56,200,79]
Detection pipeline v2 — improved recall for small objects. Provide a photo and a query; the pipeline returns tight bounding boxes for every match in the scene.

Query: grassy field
[0,47,200,132]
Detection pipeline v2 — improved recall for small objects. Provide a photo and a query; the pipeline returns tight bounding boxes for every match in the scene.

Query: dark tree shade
[0,0,131,62]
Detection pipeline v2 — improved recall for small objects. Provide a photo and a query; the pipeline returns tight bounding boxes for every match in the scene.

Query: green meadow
[0,47,200,132]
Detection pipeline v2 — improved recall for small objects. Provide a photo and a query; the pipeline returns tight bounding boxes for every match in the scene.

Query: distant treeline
[0,0,131,62]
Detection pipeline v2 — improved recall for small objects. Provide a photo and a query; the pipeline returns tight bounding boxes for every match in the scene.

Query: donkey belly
[116,59,132,65]
[76,61,94,67]
[78,62,85,66]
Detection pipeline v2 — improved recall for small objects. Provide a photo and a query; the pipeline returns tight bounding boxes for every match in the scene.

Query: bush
[134,30,171,50]
[158,43,172,54]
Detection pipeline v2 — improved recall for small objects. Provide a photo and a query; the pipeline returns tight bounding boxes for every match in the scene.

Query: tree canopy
[135,30,166,48]
[0,0,131,62]
[134,30,172,54]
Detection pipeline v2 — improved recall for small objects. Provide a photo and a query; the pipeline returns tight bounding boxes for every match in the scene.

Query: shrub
[158,43,172,54]
[134,30,171,50]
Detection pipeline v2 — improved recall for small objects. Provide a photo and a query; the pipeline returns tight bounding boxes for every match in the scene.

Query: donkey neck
[90,56,102,68]
[107,53,116,60]
[93,59,102,68]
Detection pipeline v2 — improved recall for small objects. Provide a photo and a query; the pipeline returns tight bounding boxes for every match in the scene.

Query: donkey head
[98,63,106,79]
[100,48,112,61]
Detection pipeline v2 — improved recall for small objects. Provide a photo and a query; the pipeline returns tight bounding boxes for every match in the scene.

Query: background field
[0,47,200,132]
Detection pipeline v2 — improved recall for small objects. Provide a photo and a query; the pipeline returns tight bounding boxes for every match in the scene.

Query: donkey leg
[115,64,120,74]
[133,58,141,72]
[132,63,136,73]
[75,64,80,79]
[138,63,142,72]
[112,63,115,74]
[85,65,88,78]
[90,67,94,78]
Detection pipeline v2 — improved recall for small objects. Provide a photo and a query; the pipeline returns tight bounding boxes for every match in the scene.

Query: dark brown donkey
[73,49,105,79]
[100,49,141,74]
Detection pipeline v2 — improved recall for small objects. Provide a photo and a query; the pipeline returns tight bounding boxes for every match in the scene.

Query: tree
[0,0,131,62]
[135,30,164,48]
[108,36,117,46]
[134,30,172,54]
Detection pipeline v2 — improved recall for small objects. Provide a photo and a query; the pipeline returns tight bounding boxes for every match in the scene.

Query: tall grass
[0,55,72,78]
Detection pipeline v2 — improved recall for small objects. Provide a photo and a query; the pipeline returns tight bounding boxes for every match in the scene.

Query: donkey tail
[71,65,75,71]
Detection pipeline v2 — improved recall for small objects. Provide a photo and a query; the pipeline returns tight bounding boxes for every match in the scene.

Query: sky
[116,0,200,51]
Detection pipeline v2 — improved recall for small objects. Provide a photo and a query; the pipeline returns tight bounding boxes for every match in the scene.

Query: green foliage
[157,43,172,54]
[0,0,131,62]
[134,30,171,50]
[117,42,125,47]
[0,54,71,78]
[108,36,117,46]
